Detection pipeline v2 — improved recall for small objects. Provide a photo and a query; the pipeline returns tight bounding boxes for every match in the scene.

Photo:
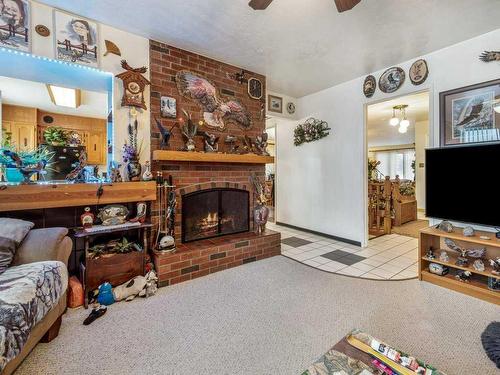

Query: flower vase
[253,203,269,234]
[126,159,142,181]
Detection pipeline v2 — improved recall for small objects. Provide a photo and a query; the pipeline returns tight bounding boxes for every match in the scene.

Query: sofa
[0,227,72,375]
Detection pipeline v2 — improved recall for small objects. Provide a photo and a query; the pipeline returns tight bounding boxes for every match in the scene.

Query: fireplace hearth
[182,188,250,243]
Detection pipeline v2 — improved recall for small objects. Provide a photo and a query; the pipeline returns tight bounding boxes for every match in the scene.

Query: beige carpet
[16,256,498,375]
[392,219,429,238]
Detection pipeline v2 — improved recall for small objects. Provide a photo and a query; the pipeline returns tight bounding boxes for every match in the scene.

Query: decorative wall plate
[409,59,429,85]
[378,67,405,93]
[35,24,50,37]
[363,75,376,97]
[287,102,296,114]
[248,77,263,100]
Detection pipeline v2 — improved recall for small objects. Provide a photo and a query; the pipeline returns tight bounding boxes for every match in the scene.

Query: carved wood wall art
[116,60,151,110]
[35,24,50,37]
[104,40,121,56]
[176,70,252,131]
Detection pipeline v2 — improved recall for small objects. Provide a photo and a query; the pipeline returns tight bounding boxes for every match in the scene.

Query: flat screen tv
[426,143,500,227]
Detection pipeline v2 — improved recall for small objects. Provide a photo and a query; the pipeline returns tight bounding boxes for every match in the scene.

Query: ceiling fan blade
[248,0,274,10]
[334,0,361,12]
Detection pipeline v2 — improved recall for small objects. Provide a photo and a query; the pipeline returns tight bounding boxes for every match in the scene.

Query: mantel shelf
[152,150,274,164]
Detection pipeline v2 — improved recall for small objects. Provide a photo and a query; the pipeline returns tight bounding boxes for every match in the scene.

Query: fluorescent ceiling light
[46,84,81,108]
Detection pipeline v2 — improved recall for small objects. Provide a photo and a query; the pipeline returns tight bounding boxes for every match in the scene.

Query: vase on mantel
[126,158,142,181]
[253,203,269,234]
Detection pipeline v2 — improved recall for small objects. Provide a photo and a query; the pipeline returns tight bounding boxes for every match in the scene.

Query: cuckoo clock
[115,60,151,110]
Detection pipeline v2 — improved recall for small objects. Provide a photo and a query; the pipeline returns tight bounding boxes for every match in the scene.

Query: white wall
[277,28,500,244]
[414,120,429,211]
[16,1,150,164]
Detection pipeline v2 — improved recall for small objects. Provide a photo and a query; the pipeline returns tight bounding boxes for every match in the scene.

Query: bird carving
[154,117,176,149]
[2,150,47,184]
[479,51,500,62]
[66,151,88,181]
[176,71,252,131]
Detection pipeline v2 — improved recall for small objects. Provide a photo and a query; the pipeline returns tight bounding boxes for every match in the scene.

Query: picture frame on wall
[268,95,283,114]
[160,96,177,118]
[0,0,31,53]
[248,77,263,100]
[440,79,500,147]
[54,9,99,68]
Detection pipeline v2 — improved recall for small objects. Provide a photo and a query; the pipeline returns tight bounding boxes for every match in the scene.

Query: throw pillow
[0,218,34,274]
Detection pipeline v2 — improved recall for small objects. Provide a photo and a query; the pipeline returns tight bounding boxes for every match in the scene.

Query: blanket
[0,261,67,371]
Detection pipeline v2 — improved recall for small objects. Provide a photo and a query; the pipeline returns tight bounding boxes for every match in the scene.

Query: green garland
[294,118,331,146]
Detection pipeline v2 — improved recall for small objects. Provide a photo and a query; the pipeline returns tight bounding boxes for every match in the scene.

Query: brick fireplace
[148,40,281,286]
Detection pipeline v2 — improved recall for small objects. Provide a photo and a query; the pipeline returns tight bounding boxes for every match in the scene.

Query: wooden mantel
[153,150,274,164]
[0,181,156,212]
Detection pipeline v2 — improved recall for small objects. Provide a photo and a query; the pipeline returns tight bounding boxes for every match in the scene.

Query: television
[426,143,500,227]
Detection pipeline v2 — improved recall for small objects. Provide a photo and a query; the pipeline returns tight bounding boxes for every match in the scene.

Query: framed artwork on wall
[268,95,283,113]
[160,96,177,118]
[0,0,31,52]
[440,78,500,146]
[54,10,99,68]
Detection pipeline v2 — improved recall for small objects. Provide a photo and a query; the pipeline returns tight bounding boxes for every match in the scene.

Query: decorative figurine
[439,251,449,262]
[81,207,94,228]
[456,257,469,267]
[123,111,142,181]
[2,149,49,184]
[487,277,500,291]
[202,131,219,153]
[159,235,176,253]
[110,162,122,183]
[224,135,239,154]
[154,117,176,149]
[98,205,129,226]
[437,220,453,233]
[250,173,269,234]
[473,259,485,272]
[444,238,486,265]
[142,161,153,181]
[179,110,198,152]
[242,135,254,154]
[489,257,500,276]
[463,226,475,237]
[425,247,435,260]
[115,60,151,110]
[129,202,147,224]
[66,151,88,182]
[429,263,449,276]
[254,132,269,156]
[455,270,472,283]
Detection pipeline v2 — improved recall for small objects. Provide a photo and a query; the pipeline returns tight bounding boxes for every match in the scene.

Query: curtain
[373,149,415,180]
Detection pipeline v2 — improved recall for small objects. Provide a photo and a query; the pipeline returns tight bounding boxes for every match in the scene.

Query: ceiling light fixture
[389,104,410,129]
[46,84,81,108]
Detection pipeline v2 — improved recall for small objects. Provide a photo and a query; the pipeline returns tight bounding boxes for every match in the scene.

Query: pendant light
[389,108,400,126]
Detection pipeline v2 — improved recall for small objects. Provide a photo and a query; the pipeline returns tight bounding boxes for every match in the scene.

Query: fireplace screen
[182,188,249,243]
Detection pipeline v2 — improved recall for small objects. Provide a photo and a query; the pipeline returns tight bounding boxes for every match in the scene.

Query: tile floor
[268,223,418,280]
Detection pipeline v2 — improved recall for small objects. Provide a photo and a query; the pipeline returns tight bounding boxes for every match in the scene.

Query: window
[373,149,415,180]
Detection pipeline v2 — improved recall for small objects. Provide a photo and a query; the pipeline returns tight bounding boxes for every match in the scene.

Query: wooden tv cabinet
[419,226,500,305]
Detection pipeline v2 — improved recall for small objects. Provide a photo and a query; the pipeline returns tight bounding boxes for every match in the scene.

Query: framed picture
[0,0,31,52]
[160,96,177,118]
[248,77,263,100]
[440,79,500,146]
[54,9,99,68]
[268,95,283,114]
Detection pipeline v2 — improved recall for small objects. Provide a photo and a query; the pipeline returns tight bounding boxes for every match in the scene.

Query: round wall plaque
[363,75,376,98]
[409,59,429,85]
[35,24,50,37]
[287,102,296,114]
[43,115,54,124]
[378,67,405,93]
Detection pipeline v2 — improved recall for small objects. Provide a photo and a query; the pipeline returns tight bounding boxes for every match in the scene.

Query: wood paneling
[0,182,156,212]
[2,105,37,151]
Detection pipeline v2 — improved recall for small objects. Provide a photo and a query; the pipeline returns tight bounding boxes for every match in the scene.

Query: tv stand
[419,226,499,305]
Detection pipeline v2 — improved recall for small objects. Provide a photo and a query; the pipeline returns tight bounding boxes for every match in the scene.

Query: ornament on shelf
[439,251,449,263]
[425,247,435,260]
[254,132,269,156]
[154,117,176,149]
[224,135,239,154]
[123,109,142,181]
[242,135,254,154]
[437,220,453,233]
[489,257,500,276]
[81,207,94,228]
[115,60,151,110]
[202,132,219,153]
[463,226,475,237]
[179,110,199,152]
[142,161,153,181]
[429,263,448,276]
[473,259,485,272]
[109,162,122,183]
[66,151,87,182]
[455,270,472,283]
[444,238,486,263]
[130,202,147,224]
[98,205,129,226]
[294,118,331,146]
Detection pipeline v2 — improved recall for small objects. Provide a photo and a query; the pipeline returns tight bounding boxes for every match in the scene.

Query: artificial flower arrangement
[44,126,68,146]
[293,118,331,146]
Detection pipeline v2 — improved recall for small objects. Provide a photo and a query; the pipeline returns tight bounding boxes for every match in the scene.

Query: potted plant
[0,146,54,183]
[44,126,68,146]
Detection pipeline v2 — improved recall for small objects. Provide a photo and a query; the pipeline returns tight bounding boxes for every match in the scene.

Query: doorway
[366,91,430,239]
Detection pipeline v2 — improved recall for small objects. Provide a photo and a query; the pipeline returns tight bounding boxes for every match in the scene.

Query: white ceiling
[0,76,108,118]
[38,0,500,98]
[367,91,429,148]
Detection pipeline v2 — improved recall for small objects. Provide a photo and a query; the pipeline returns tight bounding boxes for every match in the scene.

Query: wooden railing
[0,25,28,42]
[57,39,97,58]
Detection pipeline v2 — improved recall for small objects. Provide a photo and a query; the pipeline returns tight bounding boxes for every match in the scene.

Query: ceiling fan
[248,0,361,12]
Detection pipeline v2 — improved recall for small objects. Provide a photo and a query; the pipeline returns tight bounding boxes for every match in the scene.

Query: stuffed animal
[97,282,115,305]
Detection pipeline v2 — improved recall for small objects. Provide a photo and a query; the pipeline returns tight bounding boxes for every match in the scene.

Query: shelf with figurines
[152,111,274,164]
[419,222,500,305]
